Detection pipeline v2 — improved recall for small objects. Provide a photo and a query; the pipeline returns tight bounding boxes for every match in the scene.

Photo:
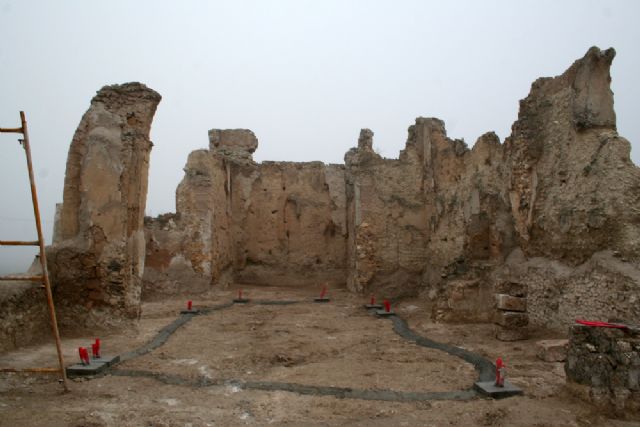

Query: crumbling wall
[344,128,429,296]
[341,47,639,331]
[140,46,638,333]
[47,82,161,327]
[143,129,347,292]
[565,324,640,414]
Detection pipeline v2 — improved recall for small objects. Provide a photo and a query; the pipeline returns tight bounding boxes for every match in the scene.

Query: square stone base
[474,380,523,398]
[375,309,395,317]
[314,297,330,303]
[67,362,108,377]
[180,309,200,314]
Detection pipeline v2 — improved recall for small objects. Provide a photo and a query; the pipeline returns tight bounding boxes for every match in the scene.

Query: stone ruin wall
[142,130,348,299]
[143,46,640,334]
[2,46,637,352]
[46,82,161,328]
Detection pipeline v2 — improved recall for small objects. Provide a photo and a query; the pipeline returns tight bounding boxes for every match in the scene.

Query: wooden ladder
[0,111,69,391]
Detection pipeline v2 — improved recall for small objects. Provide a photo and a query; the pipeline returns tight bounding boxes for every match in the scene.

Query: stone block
[495,294,527,312]
[474,380,523,398]
[536,339,568,362]
[495,311,529,328]
[495,326,529,341]
[494,281,528,297]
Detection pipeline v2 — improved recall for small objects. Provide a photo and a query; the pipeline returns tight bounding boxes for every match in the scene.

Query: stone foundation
[565,324,640,413]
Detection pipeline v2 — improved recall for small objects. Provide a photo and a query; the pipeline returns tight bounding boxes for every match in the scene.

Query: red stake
[495,358,505,387]
[320,285,327,299]
[187,300,192,310]
[239,289,243,300]
[370,295,375,305]
[383,300,391,313]
[95,338,101,358]
[79,347,89,365]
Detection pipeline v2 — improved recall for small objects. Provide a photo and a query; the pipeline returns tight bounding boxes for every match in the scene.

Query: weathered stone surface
[138,46,639,334]
[565,324,640,413]
[495,294,527,312]
[47,82,161,328]
[143,130,347,292]
[494,311,529,328]
[434,280,494,322]
[495,326,529,342]
[536,339,568,362]
[494,281,528,298]
[209,129,258,160]
[0,280,49,352]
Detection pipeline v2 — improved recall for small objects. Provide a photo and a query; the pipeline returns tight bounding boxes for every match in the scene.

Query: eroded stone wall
[143,129,347,295]
[139,47,638,333]
[47,82,161,327]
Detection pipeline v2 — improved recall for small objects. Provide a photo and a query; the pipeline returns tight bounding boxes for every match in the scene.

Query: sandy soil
[1,285,639,427]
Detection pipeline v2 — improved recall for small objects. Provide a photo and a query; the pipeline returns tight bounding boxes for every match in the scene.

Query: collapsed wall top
[209,128,258,161]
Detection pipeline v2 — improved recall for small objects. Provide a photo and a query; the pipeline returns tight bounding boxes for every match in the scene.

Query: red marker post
[384,300,391,313]
[314,284,330,302]
[370,295,376,305]
[495,358,505,387]
[79,347,90,365]
[187,300,193,311]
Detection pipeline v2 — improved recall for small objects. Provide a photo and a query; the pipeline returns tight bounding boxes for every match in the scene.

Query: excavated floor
[0,286,637,426]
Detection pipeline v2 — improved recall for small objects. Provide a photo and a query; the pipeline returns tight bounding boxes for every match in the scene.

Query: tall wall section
[143,46,639,332]
[47,82,161,328]
[142,130,347,297]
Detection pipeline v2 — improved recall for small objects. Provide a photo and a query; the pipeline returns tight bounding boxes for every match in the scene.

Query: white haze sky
[1,0,639,274]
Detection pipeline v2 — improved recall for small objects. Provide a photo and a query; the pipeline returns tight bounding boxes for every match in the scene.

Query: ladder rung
[0,127,23,134]
[0,275,43,282]
[0,240,39,246]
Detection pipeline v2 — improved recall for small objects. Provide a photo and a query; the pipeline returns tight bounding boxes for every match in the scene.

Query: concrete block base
[180,309,200,314]
[67,362,108,377]
[375,309,395,317]
[314,297,330,303]
[474,380,523,398]
[233,299,250,304]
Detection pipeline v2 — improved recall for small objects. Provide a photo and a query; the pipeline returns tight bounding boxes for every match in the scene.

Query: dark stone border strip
[99,298,502,402]
[110,369,477,402]
[389,315,495,382]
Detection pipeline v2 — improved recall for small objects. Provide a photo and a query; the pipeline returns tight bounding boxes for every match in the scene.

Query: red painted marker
[495,358,505,387]
[79,347,89,365]
[95,338,101,358]
[187,300,193,311]
[238,289,243,300]
[320,285,327,299]
[91,343,97,358]
[383,300,391,313]
[370,295,375,305]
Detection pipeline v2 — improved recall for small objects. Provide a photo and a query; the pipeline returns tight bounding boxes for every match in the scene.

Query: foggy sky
[1,0,639,274]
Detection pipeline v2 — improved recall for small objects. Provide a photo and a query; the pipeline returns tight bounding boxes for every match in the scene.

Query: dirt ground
[1,285,639,427]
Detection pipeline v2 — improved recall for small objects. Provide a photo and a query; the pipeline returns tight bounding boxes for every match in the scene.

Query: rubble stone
[565,324,640,413]
[536,339,569,362]
[495,294,527,312]
[495,311,529,328]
